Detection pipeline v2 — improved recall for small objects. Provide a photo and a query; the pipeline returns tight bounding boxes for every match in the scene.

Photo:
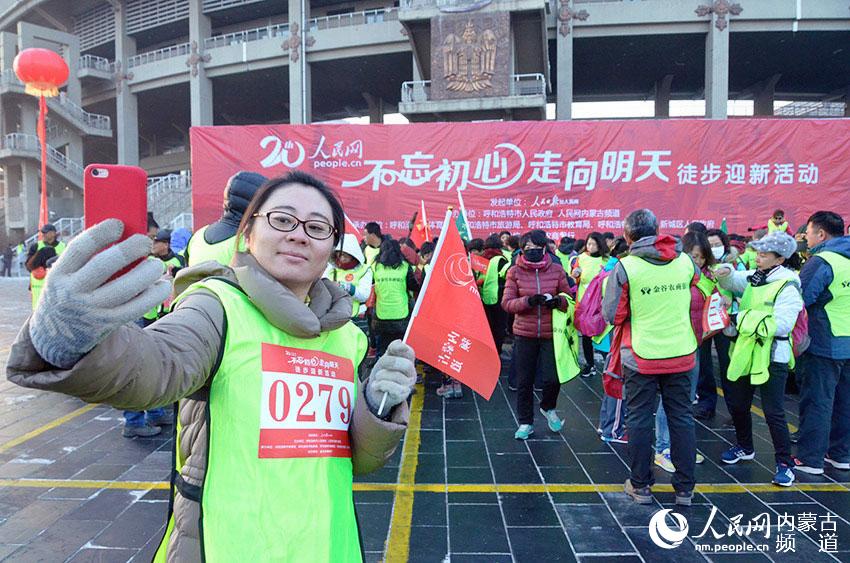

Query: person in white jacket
[714,231,803,487]
[324,227,373,333]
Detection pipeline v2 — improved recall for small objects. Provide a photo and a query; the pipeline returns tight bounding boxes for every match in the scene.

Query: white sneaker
[654,450,675,473]
[540,408,563,432]
[825,456,850,470]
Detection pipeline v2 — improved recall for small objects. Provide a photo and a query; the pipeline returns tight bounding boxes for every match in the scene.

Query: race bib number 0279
[259,343,355,459]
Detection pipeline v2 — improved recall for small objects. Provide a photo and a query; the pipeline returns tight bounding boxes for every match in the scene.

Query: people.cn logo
[649,509,689,550]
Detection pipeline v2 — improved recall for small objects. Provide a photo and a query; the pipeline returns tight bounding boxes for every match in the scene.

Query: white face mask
[711,246,725,260]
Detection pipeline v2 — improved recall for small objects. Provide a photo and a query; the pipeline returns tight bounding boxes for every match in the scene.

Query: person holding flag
[501,230,571,440]
[410,200,432,249]
[325,216,373,336]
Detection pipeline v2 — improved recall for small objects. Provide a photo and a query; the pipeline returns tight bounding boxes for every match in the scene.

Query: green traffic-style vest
[554,249,571,272]
[155,278,367,562]
[328,263,371,316]
[501,248,512,262]
[143,255,184,320]
[740,248,758,270]
[552,293,581,383]
[30,240,66,309]
[729,279,795,383]
[481,256,510,306]
[619,253,697,360]
[186,225,243,267]
[696,272,717,298]
[373,262,410,320]
[363,245,380,268]
[768,220,789,233]
[817,251,850,337]
[576,253,606,303]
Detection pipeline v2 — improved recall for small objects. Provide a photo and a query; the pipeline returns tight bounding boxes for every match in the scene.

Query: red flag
[469,253,490,275]
[405,209,501,399]
[409,200,431,249]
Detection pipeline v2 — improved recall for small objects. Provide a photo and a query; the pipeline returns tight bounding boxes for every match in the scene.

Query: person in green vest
[601,209,699,506]
[740,228,766,270]
[26,223,66,309]
[499,230,513,261]
[184,170,267,267]
[714,231,802,486]
[571,232,609,377]
[128,229,187,438]
[361,222,385,268]
[372,237,419,358]
[554,236,575,269]
[7,170,416,562]
[324,232,373,335]
[481,234,510,356]
[794,210,850,475]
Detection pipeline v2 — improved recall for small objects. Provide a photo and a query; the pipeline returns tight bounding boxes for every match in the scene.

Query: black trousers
[514,336,560,425]
[373,318,408,358]
[725,361,793,466]
[484,303,507,354]
[696,333,733,414]
[624,366,695,493]
[582,336,595,369]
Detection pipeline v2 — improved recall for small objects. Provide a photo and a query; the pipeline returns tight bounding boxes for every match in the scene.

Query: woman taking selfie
[6,171,416,562]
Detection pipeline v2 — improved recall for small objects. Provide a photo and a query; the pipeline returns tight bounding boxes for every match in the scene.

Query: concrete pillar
[20,102,37,134]
[705,17,729,119]
[0,32,16,69]
[115,4,139,165]
[288,0,311,124]
[555,28,573,120]
[189,0,213,126]
[364,93,384,124]
[21,160,40,232]
[654,74,673,118]
[753,74,781,116]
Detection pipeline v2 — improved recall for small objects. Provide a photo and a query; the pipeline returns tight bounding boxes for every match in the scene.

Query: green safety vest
[696,272,717,298]
[155,278,367,562]
[363,245,380,268]
[185,225,243,267]
[740,248,758,270]
[729,279,795,383]
[143,255,183,320]
[619,253,697,360]
[481,256,510,306]
[501,249,512,262]
[373,263,410,320]
[30,240,66,309]
[576,254,606,303]
[554,249,570,271]
[817,251,850,337]
[328,263,371,316]
[551,293,581,383]
[768,220,789,233]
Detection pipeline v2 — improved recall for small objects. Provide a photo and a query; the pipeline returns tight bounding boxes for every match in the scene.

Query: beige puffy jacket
[6,253,409,562]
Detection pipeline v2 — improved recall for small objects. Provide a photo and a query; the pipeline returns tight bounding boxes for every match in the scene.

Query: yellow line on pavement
[716,388,798,433]
[384,384,424,563]
[0,403,98,453]
[0,478,845,495]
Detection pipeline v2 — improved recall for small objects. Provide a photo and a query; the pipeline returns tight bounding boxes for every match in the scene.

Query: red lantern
[13,48,69,97]
[13,48,70,234]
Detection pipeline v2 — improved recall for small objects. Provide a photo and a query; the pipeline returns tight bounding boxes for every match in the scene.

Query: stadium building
[0,0,848,244]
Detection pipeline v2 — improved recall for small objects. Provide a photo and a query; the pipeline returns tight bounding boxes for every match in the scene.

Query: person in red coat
[501,230,571,440]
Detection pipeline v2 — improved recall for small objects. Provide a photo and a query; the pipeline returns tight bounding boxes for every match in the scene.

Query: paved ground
[0,276,848,562]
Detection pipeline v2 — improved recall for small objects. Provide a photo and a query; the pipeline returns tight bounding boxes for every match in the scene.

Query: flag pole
[377,207,453,417]
[457,189,471,239]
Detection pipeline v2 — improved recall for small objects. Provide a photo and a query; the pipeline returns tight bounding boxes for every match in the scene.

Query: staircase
[0,133,84,186]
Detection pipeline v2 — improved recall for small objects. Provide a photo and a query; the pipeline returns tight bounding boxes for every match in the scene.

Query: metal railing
[1,133,85,180]
[78,54,115,73]
[127,42,192,68]
[147,173,193,228]
[204,23,290,49]
[22,216,86,251]
[775,101,846,118]
[401,73,545,102]
[169,213,194,231]
[308,8,398,30]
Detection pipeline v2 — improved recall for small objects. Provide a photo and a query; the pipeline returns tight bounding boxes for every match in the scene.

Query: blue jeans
[598,394,627,440]
[124,408,166,428]
[797,354,850,467]
[655,358,699,453]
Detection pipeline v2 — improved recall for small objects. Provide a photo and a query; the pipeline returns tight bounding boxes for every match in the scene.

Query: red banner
[191,120,850,239]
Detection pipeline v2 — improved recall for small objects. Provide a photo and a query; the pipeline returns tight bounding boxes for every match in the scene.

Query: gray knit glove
[29,219,171,368]
[365,340,417,415]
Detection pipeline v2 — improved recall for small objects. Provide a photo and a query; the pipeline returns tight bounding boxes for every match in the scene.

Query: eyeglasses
[253,211,337,240]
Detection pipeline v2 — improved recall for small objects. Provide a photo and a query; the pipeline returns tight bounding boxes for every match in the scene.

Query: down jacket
[501,253,570,339]
[6,253,409,562]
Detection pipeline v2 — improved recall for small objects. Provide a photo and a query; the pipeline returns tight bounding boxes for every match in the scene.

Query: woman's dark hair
[519,230,548,249]
[573,239,585,253]
[585,232,609,258]
[783,252,802,270]
[706,228,731,254]
[236,171,345,247]
[377,238,404,267]
[498,230,511,237]
[506,235,520,250]
[419,241,435,256]
[610,237,629,258]
[484,234,502,250]
[365,222,382,236]
[682,232,716,267]
[466,238,485,253]
[686,221,707,234]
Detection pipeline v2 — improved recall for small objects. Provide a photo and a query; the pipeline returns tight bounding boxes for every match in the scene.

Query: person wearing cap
[26,224,66,309]
[794,211,850,475]
[324,226,373,337]
[127,229,188,438]
[184,171,267,267]
[714,231,803,487]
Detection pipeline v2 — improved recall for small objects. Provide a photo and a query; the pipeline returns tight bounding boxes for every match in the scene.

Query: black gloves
[544,295,563,309]
[527,294,547,307]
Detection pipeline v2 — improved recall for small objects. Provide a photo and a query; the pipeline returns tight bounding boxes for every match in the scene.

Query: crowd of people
[5,168,849,558]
